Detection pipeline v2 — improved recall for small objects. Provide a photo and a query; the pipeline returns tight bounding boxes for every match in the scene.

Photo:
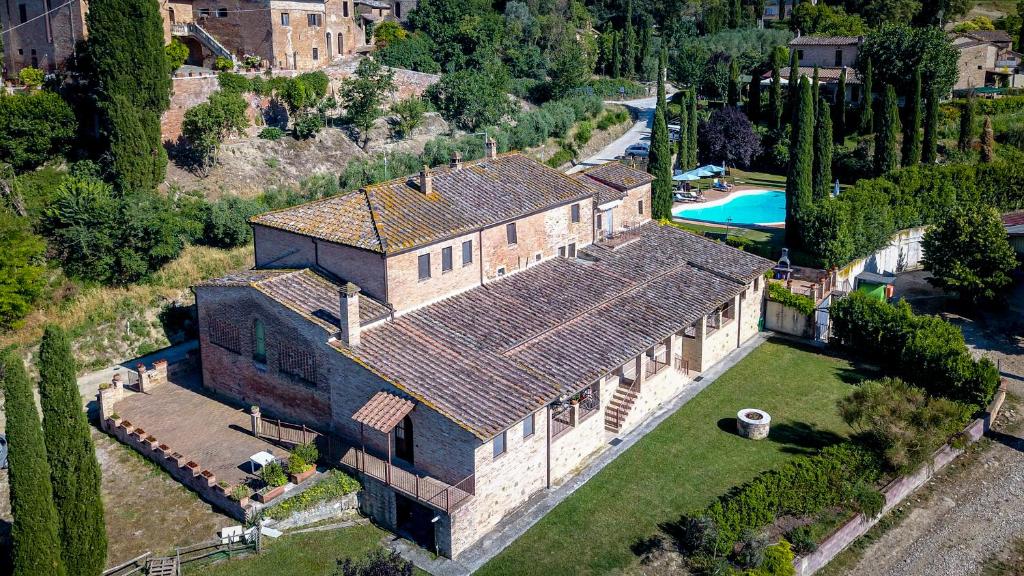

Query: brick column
[250,406,262,437]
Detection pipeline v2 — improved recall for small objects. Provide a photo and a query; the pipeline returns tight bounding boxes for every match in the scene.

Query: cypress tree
[623,0,637,78]
[638,25,653,81]
[787,48,800,122]
[728,59,741,108]
[1019,14,1024,53]
[770,48,783,130]
[3,351,67,576]
[874,84,900,175]
[786,77,814,248]
[958,94,976,153]
[834,69,847,144]
[813,96,834,201]
[730,0,742,28]
[860,59,874,135]
[980,115,994,163]
[812,66,820,113]
[611,31,621,79]
[86,0,170,192]
[901,67,922,167]
[748,71,762,124]
[38,325,107,576]
[649,50,673,220]
[688,90,699,168]
[923,82,939,164]
[678,103,690,170]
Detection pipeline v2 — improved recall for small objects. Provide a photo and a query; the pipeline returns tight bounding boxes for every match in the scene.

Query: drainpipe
[545,406,551,489]
[736,292,743,349]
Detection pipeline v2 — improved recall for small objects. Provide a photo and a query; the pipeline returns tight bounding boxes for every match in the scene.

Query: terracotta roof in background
[779,66,861,84]
[251,154,596,254]
[195,268,391,328]
[351,391,415,433]
[337,223,774,439]
[580,161,654,192]
[1004,211,1024,235]
[574,173,627,205]
[963,30,1013,44]
[789,35,862,46]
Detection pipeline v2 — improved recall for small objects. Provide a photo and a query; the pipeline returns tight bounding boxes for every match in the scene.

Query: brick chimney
[450,150,463,170]
[338,283,361,347]
[419,165,432,195]
[485,137,497,159]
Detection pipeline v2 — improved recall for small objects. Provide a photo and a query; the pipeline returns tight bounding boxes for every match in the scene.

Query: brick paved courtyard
[112,370,287,486]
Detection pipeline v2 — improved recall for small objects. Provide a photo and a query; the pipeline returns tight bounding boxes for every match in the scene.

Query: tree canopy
[922,204,1017,305]
[856,24,959,97]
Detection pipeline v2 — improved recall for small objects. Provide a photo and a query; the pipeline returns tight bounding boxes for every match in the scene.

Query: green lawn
[478,340,869,576]
[187,524,425,576]
[731,168,787,189]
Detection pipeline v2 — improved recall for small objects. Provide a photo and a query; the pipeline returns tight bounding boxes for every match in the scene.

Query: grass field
[188,524,426,576]
[477,340,869,576]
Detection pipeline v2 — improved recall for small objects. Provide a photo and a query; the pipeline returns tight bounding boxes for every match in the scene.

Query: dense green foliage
[426,66,516,131]
[164,39,189,71]
[340,58,396,142]
[901,68,922,167]
[86,0,170,191]
[265,471,360,521]
[834,69,847,144]
[770,46,783,131]
[766,282,815,317]
[859,59,874,135]
[838,377,973,473]
[830,292,1000,408]
[181,90,249,172]
[38,325,107,576]
[0,213,47,330]
[857,23,959,97]
[959,95,976,153]
[336,549,413,576]
[260,461,288,488]
[2,351,67,576]
[697,107,761,168]
[921,204,1017,305]
[813,97,834,199]
[678,443,883,559]
[923,83,939,164]
[0,91,76,171]
[390,97,427,138]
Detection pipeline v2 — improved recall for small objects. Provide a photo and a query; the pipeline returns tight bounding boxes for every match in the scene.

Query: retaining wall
[764,300,811,338]
[835,227,928,291]
[794,383,1009,576]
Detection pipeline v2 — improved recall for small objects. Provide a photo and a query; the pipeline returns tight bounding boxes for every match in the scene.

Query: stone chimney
[338,283,361,347]
[419,165,432,195]
[485,137,497,159]
[450,150,463,170]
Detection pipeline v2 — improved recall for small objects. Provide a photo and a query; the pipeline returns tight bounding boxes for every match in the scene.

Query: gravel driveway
[838,397,1024,576]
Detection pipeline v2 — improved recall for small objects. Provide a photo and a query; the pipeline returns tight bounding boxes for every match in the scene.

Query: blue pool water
[673,189,786,225]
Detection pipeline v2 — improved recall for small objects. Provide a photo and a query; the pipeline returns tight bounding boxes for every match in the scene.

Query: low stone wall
[764,300,812,339]
[270,492,360,530]
[794,383,1009,576]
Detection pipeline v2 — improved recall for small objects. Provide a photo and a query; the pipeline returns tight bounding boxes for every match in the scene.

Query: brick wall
[163,73,223,142]
[1,0,86,79]
[481,198,595,282]
[386,230,481,313]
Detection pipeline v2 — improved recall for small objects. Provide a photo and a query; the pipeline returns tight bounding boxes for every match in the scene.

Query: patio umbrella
[674,170,700,181]
[833,179,841,197]
[693,167,716,178]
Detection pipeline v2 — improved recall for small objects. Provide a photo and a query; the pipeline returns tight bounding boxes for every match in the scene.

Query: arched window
[252,319,266,364]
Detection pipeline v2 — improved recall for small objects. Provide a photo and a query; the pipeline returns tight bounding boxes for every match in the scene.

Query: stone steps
[604,386,639,434]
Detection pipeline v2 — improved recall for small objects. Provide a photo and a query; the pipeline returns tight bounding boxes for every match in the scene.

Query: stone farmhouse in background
[0,0,416,79]
[950,30,1024,92]
[192,146,774,557]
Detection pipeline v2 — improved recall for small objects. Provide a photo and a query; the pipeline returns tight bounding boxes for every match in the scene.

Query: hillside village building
[193,148,773,557]
[778,35,863,103]
[950,30,1024,92]
[0,0,412,78]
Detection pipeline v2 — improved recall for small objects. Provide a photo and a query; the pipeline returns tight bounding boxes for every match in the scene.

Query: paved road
[566,91,673,175]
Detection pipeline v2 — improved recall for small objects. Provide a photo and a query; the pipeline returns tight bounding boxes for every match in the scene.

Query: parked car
[0,434,7,469]
[625,142,650,158]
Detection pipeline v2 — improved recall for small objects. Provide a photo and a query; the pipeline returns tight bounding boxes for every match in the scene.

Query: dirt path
[838,397,1024,576]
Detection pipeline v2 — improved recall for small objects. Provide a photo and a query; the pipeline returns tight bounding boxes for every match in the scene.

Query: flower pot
[200,470,217,487]
[289,467,315,484]
[256,484,286,503]
[183,461,201,477]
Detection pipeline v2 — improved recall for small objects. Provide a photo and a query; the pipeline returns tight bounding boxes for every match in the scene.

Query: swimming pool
[672,189,786,226]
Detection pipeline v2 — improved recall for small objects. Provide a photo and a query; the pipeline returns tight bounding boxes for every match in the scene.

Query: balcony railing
[645,357,670,378]
[338,446,474,513]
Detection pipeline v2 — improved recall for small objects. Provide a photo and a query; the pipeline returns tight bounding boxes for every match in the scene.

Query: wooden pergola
[351,390,416,483]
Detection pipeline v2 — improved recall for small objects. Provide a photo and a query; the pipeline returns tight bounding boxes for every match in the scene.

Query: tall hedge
[813,96,834,200]
[787,48,800,122]
[770,48,783,131]
[649,51,673,220]
[687,91,698,168]
[2,351,67,576]
[922,83,939,164]
[785,77,814,248]
[901,68,922,167]
[958,95,976,153]
[859,59,874,135]
[678,99,690,170]
[834,69,847,144]
[38,325,107,576]
[874,84,899,175]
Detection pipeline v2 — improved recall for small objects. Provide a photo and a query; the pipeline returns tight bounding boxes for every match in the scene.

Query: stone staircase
[171,22,237,65]
[604,384,639,434]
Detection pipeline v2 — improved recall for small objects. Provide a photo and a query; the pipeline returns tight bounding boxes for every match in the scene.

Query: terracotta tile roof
[574,172,626,206]
[351,391,415,434]
[961,30,1013,44]
[780,66,861,84]
[251,154,595,254]
[1004,211,1024,235]
[790,35,862,46]
[580,161,654,192]
[195,268,391,329]
[334,223,773,439]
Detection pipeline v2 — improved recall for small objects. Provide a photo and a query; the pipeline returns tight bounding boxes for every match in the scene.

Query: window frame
[280,12,290,25]
[523,413,535,438]
[570,203,580,223]
[461,240,473,267]
[496,266,506,277]
[506,222,518,246]
[199,7,210,17]
[312,47,319,61]
[216,7,227,17]
[638,199,644,215]
[307,12,321,26]
[568,242,577,258]
[492,430,507,458]
[252,318,267,365]
[441,246,453,273]
[417,253,431,281]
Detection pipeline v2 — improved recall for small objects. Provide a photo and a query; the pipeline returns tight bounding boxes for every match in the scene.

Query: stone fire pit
[736,409,771,440]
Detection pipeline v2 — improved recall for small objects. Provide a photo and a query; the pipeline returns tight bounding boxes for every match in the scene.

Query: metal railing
[550,404,574,439]
[171,22,236,63]
[338,447,474,513]
[645,356,670,379]
[609,374,640,431]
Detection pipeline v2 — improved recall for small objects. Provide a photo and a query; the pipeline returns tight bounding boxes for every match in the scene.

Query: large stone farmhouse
[193,146,773,557]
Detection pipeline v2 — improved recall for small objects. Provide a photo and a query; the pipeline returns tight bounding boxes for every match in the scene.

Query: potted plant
[287,442,319,484]
[230,484,251,507]
[256,460,288,503]
[106,412,121,429]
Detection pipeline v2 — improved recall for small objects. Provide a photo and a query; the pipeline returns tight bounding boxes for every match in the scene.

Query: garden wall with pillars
[794,381,1010,576]
[97,359,254,522]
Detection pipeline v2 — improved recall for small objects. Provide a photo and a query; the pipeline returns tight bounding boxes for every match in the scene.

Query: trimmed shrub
[260,461,288,488]
[766,282,815,317]
[259,126,285,140]
[217,72,252,93]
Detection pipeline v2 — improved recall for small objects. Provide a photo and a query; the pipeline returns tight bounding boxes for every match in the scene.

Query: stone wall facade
[793,44,859,69]
[0,0,87,79]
